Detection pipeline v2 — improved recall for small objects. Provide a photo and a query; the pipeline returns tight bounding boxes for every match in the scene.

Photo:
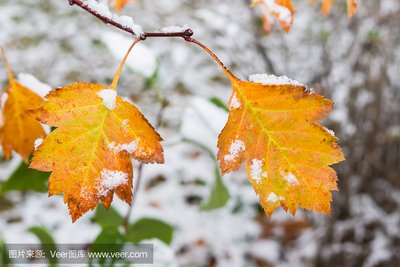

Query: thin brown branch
[68,0,193,39]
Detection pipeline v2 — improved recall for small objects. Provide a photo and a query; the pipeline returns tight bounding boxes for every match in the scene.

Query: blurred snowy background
[0,0,399,266]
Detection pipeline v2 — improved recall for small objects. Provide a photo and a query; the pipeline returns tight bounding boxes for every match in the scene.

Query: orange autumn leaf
[0,49,46,161]
[346,0,358,17]
[309,0,358,17]
[30,83,163,222]
[251,0,295,33]
[217,73,345,216]
[114,0,130,11]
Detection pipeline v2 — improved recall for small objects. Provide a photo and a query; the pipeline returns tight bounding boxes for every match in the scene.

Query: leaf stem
[0,47,15,85]
[184,38,236,81]
[68,0,234,82]
[110,37,141,89]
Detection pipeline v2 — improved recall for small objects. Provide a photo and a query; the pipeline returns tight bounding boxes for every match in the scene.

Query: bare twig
[68,0,193,40]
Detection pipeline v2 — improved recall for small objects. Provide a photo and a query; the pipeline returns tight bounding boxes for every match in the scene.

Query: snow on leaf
[281,171,300,185]
[0,49,46,161]
[266,192,279,203]
[108,140,139,154]
[229,93,241,109]
[223,139,245,162]
[34,138,44,150]
[97,89,117,110]
[249,73,303,86]
[97,169,129,197]
[17,73,52,98]
[218,71,345,216]
[30,82,164,222]
[250,159,267,183]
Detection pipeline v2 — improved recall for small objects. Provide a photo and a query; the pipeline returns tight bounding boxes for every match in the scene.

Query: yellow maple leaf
[114,0,130,11]
[0,48,46,161]
[217,72,345,216]
[30,82,164,222]
[252,0,295,33]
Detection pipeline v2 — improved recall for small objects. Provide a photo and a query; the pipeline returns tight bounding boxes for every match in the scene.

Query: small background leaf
[1,161,49,194]
[28,226,58,267]
[93,205,124,229]
[126,218,174,245]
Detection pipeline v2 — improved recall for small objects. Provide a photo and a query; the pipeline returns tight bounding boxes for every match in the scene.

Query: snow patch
[121,119,129,133]
[112,14,143,35]
[249,73,303,86]
[224,140,245,162]
[108,140,138,154]
[34,138,43,150]
[267,192,279,203]
[161,24,189,33]
[230,93,241,109]
[250,159,266,183]
[83,1,143,35]
[18,73,52,98]
[98,169,129,197]
[1,93,8,108]
[97,89,117,110]
[323,126,336,137]
[84,0,112,19]
[266,192,284,203]
[281,171,299,185]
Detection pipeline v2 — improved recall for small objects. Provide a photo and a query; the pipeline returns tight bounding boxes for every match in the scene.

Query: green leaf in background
[1,161,49,194]
[183,139,230,211]
[208,97,229,112]
[28,226,58,267]
[201,166,230,210]
[90,228,125,266]
[127,218,174,245]
[93,205,124,229]
[0,239,9,267]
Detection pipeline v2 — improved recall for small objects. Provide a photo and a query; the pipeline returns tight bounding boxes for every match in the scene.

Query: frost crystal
[97,89,117,110]
[230,93,241,109]
[249,73,303,86]
[281,171,299,185]
[98,169,129,197]
[34,138,43,150]
[108,140,138,154]
[250,159,267,183]
[224,140,245,162]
